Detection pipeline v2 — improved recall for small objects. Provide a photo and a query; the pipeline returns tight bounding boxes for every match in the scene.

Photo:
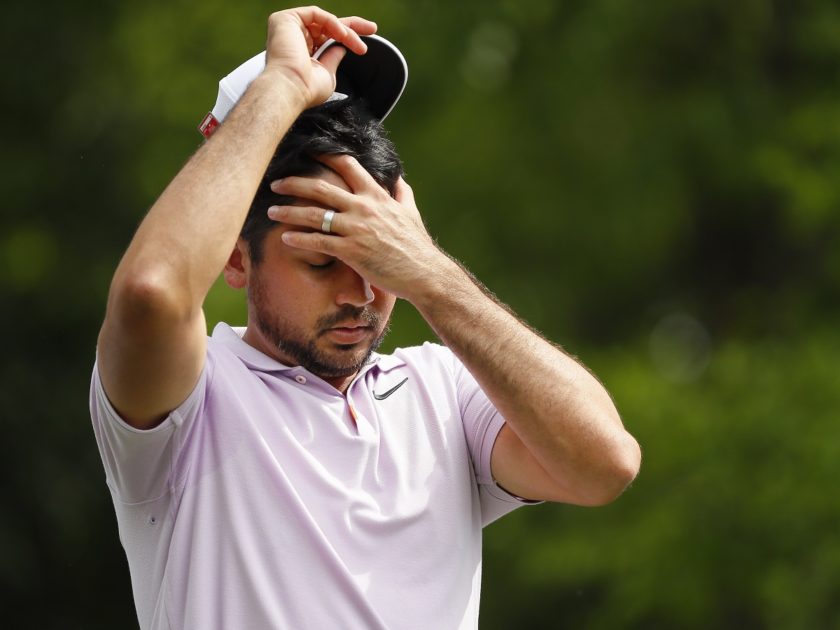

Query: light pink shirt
[90,323,531,630]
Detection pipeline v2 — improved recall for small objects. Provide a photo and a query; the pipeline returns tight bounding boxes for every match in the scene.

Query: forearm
[112,69,306,311]
[411,254,641,502]
[265,157,640,501]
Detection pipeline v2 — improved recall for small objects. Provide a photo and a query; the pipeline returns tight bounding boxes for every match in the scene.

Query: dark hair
[242,97,403,264]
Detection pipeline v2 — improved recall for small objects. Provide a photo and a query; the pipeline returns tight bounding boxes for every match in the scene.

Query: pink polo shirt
[90,323,532,630]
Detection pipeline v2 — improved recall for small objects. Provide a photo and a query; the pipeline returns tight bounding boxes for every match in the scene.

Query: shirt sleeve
[447,347,541,527]
[89,350,211,505]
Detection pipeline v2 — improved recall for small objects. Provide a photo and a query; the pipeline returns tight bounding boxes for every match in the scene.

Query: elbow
[589,432,642,506]
[106,269,194,331]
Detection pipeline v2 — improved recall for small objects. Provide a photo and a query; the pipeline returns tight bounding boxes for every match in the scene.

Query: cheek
[374,293,397,319]
[253,270,327,314]
[252,262,307,295]
[374,287,396,306]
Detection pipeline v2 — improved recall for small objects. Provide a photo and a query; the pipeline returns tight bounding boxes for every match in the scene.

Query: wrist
[250,67,310,120]
[407,252,477,314]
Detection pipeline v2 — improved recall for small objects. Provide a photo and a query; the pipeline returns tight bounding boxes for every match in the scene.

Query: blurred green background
[4,0,840,627]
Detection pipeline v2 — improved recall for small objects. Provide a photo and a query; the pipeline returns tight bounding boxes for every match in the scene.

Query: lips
[323,323,372,344]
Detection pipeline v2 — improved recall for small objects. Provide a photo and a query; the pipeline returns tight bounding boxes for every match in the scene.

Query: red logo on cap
[198,113,220,138]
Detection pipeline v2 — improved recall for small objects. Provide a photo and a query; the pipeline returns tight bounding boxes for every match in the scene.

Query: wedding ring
[321,209,336,233]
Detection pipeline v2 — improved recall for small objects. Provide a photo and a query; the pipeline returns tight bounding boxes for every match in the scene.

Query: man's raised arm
[96,8,377,429]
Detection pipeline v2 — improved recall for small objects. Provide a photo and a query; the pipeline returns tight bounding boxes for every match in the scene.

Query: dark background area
[4,0,840,627]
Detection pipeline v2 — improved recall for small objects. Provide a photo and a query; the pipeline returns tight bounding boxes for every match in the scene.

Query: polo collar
[211,322,405,375]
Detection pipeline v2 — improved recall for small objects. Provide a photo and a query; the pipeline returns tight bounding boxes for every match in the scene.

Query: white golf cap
[198,34,408,138]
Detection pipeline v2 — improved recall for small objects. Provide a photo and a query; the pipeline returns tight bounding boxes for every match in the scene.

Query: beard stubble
[249,273,391,379]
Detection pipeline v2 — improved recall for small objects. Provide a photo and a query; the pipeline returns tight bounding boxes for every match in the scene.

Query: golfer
[89,6,641,629]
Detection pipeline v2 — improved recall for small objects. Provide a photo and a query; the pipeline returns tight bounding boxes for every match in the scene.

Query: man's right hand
[264,7,377,109]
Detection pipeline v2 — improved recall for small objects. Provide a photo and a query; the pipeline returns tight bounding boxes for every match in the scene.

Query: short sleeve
[89,351,211,504]
[448,349,540,526]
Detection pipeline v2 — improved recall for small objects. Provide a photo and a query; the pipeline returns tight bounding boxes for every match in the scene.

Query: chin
[313,342,377,378]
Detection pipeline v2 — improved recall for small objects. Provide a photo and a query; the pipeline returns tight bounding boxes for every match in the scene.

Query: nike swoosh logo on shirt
[373,377,409,400]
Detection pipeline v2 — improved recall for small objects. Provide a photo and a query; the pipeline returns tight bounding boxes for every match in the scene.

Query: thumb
[316,44,348,78]
[395,177,415,205]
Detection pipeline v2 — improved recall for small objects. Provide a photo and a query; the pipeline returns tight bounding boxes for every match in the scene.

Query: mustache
[317,305,381,331]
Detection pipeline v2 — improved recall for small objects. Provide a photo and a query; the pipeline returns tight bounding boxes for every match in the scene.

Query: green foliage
[5,0,840,626]
[483,329,840,629]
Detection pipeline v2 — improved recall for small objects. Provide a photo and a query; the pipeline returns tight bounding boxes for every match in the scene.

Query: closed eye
[308,259,336,270]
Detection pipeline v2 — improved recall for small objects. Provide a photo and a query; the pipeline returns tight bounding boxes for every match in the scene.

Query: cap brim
[314,35,407,121]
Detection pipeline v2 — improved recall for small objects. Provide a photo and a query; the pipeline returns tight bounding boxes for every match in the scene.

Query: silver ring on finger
[321,209,336,234]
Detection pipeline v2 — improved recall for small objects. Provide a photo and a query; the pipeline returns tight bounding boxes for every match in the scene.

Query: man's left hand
[267,154,452,300]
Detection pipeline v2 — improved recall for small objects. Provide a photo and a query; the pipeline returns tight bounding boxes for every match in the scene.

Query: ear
[223,239,249,289]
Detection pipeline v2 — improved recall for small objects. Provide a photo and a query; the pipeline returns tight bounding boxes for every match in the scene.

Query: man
[90,7,641,629]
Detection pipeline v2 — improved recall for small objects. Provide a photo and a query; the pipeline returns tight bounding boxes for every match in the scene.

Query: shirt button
[294,375,307,384]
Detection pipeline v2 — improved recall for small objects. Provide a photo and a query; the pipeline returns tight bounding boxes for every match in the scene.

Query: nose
[335,265,375,307]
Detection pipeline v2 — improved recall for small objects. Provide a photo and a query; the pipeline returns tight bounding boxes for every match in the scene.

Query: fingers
[267,204,347,234]
[290,7,369,55]
[317,154,379,194]
[340,16,378,37]
[271,174,357,209]
[280,229,341,255]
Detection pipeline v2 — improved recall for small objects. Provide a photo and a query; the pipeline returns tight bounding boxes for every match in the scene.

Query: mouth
[322,322,374,345]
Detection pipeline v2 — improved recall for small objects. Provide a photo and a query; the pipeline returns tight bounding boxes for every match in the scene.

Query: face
[239,169,396,387]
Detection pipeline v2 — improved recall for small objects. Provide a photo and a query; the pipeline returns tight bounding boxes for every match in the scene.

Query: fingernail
[267,206,280,218]
[270,179,284,192]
